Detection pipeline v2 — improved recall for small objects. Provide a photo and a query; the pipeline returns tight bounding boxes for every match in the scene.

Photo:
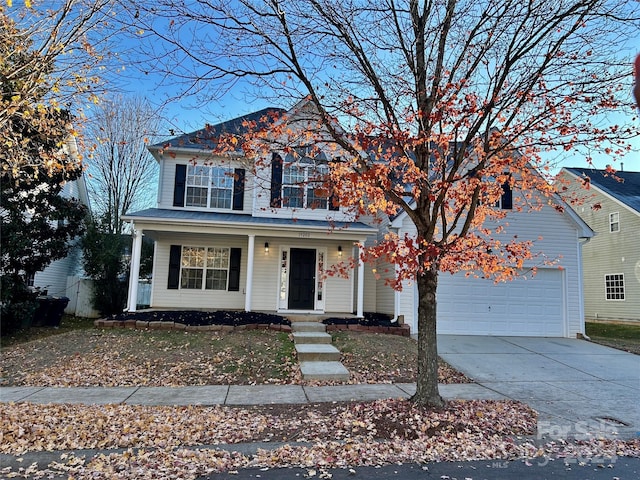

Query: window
[605,274,625,300]
[609,212,620,233]
[282,162,330,209]
[185,165,233,209]
[180,246,230,290]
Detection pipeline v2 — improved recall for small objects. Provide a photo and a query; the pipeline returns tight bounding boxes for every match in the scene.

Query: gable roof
[151,107,287,151]
[563,167,640,214]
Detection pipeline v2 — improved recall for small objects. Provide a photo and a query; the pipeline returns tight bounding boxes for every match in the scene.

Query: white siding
[156,155,254,215]
[393,199,585,337]
[151,233,247,310]
[33,254,75,297]
[150,233,355,313]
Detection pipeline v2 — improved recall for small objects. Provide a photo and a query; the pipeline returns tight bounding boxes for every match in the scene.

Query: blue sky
[114,56,639,174]
[87,4,640,174]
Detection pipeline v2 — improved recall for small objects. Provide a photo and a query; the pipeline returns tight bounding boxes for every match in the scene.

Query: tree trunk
[411,267,444,408]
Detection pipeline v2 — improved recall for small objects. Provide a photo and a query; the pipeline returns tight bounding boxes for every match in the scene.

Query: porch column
[126,226,143,312]
[356,243,364,318]
[245,234,255,312]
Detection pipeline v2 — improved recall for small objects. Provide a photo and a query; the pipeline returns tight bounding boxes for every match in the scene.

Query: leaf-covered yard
[0,326,467,386]
[2,322,639,479]
[2,399,639,479]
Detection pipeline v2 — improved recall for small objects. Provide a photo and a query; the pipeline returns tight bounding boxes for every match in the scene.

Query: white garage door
[434,268,565,336]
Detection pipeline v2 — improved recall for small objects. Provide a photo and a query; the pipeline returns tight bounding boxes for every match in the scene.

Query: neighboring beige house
[559,167,640,323]
[122,100,594,337]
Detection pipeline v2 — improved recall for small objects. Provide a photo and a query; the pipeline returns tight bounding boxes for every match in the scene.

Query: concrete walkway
[438,335,640,439]
[0,382,497,406]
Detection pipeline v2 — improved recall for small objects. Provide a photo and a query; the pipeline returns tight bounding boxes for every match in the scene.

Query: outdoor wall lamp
[264,242,269,253]
[338,245,343,257]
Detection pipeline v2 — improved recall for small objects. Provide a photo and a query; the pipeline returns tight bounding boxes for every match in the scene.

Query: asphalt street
[205,457,640,480]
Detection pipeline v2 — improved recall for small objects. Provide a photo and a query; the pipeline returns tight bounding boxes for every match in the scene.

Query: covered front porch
[123,209,376,317]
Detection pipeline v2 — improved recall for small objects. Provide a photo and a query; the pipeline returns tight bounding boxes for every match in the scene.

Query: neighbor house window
[185,165,233,209]
[180,246,230,290]
[604,273,625,300]
[609,212,620,232]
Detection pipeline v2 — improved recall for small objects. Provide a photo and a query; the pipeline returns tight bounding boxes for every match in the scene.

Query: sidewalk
[0,382,502,406]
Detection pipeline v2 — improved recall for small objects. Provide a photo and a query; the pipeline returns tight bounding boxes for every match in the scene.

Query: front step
[291,321,327,333]
[288,317,350,381]
[300,361,350,381]
[292,332,332,344]
[295,344,342,362]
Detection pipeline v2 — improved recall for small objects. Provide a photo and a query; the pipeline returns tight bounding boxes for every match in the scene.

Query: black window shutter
[329,186,339,211]
[501,183,513,210]
[270,153,283,208]
[173,164,187,207]
[232,168,245,210]
[168,245,181,289]
[329,157,339,211]
[228,248,241,291]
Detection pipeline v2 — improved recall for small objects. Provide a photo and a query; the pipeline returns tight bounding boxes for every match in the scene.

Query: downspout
[577,236,591,339]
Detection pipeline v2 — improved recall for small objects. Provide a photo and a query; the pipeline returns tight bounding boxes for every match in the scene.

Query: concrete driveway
[438,335,640,439]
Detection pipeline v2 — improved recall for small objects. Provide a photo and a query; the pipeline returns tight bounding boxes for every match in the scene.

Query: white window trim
[281,162,330,210]
[604,273,625,301]
[609,212,620,233]
[185,165,234,211]
[180,245,231,291]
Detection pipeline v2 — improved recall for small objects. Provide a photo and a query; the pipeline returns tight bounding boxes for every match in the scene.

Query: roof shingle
[564,167,640,213]
[152,107,286,151]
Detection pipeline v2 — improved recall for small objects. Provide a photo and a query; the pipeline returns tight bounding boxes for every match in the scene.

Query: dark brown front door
[288,248,316,310]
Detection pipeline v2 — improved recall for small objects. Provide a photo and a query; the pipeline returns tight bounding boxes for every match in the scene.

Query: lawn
[0,315,468,386]
[586,321,640,355]
[3,316,640,479]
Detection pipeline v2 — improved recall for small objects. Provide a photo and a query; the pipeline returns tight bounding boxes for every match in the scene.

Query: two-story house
[559,167,640,323]
[123,100,594,338]
[123,100,376,317]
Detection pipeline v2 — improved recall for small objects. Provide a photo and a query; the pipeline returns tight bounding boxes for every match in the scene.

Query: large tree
[1,1,113,180]
[84,95,161,234]
[128,0,639,406]
[1,1,111,333]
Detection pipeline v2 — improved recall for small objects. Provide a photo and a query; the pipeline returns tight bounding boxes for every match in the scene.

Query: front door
[288,248,316,310]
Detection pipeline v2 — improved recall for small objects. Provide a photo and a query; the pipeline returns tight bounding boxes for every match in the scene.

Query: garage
[432,268,566,337]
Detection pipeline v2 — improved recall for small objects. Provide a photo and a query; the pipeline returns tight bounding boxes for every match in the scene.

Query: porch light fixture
[338,245,343,257]
[264,242,269,253]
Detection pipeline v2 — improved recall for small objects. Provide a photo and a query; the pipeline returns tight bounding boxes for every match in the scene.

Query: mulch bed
[108,310,289,327]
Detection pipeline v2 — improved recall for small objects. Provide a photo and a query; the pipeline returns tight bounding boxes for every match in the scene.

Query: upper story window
[609,212,620,232]
[186,165,233,209]
[270,146,337,211]
[282,162,330,209]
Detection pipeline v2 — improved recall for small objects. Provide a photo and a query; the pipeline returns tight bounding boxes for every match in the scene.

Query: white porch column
[245,234,255,312]
[126,227,143,312]
[356,243,365,318]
